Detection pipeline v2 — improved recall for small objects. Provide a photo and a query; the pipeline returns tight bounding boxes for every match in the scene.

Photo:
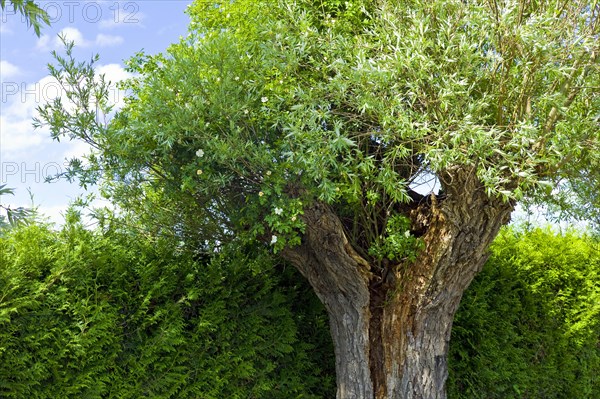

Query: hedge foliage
[0,216,334,398]
[448,228,600,398]
[2,218,599,398]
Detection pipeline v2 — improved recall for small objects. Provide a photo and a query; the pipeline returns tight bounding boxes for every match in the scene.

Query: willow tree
[37,0,600,398]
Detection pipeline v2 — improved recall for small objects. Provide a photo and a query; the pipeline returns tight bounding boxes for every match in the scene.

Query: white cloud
[95,34,124,47]
[96,63,132,84]
[36,204,69,226]
[61,140,94,162]
[0,114,46,153]
[0,75,62,156]
[36,28,124,51]
[0,60,21,80]
[0,64,131,156]
[60,27,87,46]
[0,63,129,224]
[1,63,131,158]
[95,63,133,112]
[36,27,86,50]
[35,34,52,50]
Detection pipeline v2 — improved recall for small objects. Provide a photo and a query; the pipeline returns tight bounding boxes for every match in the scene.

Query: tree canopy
[38,0,600,247]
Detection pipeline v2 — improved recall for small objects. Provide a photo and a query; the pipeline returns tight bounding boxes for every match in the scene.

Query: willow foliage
[35,0,600,254]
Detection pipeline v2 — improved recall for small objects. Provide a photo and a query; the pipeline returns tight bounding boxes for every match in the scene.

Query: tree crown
[37,0,600,255]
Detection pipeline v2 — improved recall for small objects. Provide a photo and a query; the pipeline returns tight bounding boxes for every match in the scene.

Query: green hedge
[448,227,600,398]
[0,220,334,398]
[2,221,598,398]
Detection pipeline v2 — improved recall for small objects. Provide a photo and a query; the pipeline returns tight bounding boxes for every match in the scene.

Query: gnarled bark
[281,202,374,397]
[282,167,514,399]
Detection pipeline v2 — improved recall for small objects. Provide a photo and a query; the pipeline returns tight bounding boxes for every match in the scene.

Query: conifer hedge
[2,220,599,398]
[448,228,600,398]
[0,218,334,398]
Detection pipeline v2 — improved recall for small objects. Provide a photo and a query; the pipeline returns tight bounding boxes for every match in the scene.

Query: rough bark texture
[281,202,375,398]
[282,167,514,399]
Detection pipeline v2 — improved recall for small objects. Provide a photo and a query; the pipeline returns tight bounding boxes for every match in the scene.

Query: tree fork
[283,168,514,399]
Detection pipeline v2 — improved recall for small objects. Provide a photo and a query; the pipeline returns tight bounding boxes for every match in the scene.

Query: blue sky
[1,0,192,224]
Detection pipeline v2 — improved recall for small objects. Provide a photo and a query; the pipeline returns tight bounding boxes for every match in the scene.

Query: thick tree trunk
[282,167,514,399]
[282,201,375,397]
